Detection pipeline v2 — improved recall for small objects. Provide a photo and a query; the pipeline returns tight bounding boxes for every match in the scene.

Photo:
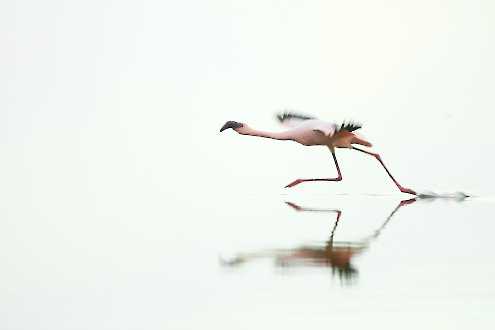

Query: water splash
[417,191,470,201]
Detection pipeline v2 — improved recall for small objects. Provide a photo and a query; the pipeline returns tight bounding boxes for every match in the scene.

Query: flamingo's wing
[312,120,362,137]
[313,120,362,136]
[276,111,316,128]
[312,121,338,136]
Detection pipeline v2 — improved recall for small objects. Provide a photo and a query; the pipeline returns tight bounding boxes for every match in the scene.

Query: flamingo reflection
[221,198,417,284]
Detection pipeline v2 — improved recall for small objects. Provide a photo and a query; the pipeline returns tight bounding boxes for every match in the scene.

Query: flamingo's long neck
[239,127,293,141]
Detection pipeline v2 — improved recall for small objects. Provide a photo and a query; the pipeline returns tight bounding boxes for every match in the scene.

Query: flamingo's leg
[285,150,342,188]
[352,146,416,195]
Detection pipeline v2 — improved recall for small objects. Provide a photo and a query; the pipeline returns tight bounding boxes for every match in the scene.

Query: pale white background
[1,1,495,329]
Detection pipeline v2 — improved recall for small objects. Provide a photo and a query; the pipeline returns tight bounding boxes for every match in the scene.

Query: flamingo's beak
[220,121,243,132]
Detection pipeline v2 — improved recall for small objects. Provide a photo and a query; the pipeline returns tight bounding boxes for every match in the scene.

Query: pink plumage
[220,112,415,195]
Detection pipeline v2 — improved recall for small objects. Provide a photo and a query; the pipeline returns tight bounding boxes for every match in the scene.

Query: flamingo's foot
[400,187,417,196]
[284,179,303,188]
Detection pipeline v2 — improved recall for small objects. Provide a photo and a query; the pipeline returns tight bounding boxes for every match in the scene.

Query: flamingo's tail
[352,135,372,147]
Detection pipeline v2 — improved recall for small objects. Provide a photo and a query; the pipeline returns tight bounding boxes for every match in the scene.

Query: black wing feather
[276,111,315,123]
[338,120,362,132]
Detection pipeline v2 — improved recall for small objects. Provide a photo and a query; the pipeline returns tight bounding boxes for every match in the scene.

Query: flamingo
[220,112,416,195]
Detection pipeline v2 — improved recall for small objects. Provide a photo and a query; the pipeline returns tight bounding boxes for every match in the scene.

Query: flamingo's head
[220,121,244,132]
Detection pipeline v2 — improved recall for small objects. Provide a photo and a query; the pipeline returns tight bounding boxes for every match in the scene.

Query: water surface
[3,192,494,329]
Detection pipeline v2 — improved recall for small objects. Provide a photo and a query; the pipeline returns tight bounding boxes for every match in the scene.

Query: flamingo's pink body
[236,119,371,148]
[220,113,416,195]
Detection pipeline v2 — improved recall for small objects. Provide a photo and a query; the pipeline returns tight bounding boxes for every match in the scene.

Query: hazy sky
[2,0,495,205]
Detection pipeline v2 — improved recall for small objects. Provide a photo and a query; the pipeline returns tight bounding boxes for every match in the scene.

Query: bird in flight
[220,112,416,195]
